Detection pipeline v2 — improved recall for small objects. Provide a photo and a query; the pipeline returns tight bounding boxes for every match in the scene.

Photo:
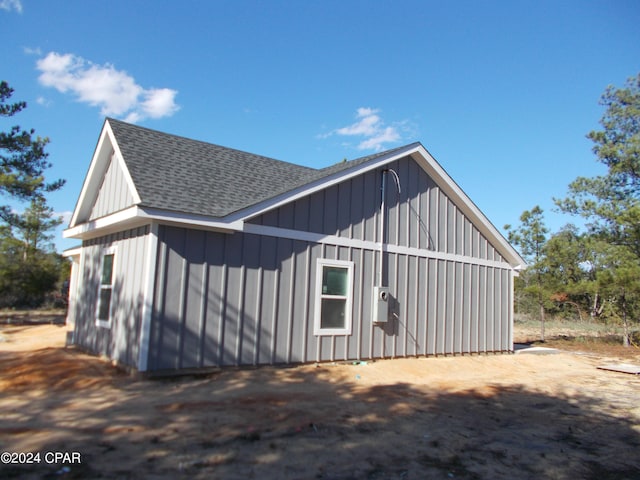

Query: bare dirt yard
[1,323,639,480]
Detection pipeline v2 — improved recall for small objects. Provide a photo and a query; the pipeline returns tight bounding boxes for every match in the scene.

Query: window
[314,259,353,335]
[96,249,115,328]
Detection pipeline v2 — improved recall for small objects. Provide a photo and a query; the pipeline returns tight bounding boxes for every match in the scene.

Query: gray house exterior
[64,118,525,372]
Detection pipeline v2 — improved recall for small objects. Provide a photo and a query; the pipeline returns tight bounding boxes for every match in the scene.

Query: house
[64,118,525,372]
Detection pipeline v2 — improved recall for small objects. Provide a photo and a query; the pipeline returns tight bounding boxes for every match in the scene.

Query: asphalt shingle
[107,118,417,218]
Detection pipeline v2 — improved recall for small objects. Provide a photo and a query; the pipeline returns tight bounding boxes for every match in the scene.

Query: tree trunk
[621,295,630,348]
[539,302,545,342]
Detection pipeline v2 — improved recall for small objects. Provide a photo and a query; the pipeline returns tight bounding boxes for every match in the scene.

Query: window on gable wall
[96,249,115,328]
[314,259,354,335]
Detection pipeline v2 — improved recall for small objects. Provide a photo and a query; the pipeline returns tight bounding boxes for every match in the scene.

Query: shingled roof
[108,118,415,218]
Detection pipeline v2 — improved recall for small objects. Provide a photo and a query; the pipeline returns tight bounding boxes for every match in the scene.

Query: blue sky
[1,0,639,252]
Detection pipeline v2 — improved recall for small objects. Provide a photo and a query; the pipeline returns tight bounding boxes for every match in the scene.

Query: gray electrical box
[373,286,389,323]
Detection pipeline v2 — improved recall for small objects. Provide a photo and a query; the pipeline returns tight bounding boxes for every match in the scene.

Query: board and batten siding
[72,226,150,368]
[250,155,505,263]
[147,156,514,370]
[89,152,135,221]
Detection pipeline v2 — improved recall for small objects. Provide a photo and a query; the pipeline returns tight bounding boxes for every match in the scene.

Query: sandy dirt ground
[1,324,639,479]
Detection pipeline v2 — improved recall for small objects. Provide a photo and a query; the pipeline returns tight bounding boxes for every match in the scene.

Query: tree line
[506,74,640,347]
[0,81,67,308]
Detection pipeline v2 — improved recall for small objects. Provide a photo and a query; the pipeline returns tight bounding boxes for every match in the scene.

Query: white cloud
[23,46,42,56]
[36,52,179,122]
[0,0,22,13]
[323,107,404,151]
[36,96,51,107]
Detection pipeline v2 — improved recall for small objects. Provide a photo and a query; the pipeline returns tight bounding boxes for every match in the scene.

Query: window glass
[323,267,348,296]
[97,251,115,326]
[101,254,114,285]
[320,298,346,329]
[98,289,112,321]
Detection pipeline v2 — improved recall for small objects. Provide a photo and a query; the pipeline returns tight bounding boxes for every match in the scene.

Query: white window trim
[314,258,354,336]
[96,246,117,328]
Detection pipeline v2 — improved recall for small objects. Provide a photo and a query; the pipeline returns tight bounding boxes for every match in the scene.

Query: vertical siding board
[387,253,398,357]
[455,209,464,256]
[159,227,186,370]
[416,257,427,356]
[289,241,308,363]
[486,267,495,352]
[445,261,455,353]
[496,269,504,350]
[221,235,243,365]
[305,244,321,362]
[353,248,365,360]
[181,229,206,368]
[241,235,261,365]
[338,181,352,238]
[407,255,418,356]
[333,246,350,360]
[201,233,224,367]
[275,238,293,363]
[89,153,134,220]
[270,260,280,364]
[470,264,479,352]
[350,174,365,241]
[257,236,276,364]
[435,260,446,354]
[454,262,463,354]
[294,196,310,231]
[197,234,209,368]
[309,190,325,234]
[426,259,437,355]
[149,229,168,369]
[362,249,374,359]
[480,266,489,352]
[462,263,472,353]
[324,185,339,235]
[365,171,379,243]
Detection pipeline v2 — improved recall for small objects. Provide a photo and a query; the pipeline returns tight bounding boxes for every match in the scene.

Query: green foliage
[555,73,640,255]
[0,82,67,308]
[0,81,65,213]
[512,74,640,346]
[505,206,550,340]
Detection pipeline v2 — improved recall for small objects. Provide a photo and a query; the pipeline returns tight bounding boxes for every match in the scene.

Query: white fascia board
[411,144,526,269]
[64,205,238,240]
[64,206,143,239]
[69,123,112,228]
[62,246,83,258]
[138,207,239,233]
[68,120,141,228]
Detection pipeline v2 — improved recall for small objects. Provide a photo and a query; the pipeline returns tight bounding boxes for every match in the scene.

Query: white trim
[96,246,117,329]
[63,206,237,240]
[69,120,141,228]
[65,206,142,238]
[137,222,159,371]
[243,222,516,271]
[62,246,82,258]
[314,258,354,336]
